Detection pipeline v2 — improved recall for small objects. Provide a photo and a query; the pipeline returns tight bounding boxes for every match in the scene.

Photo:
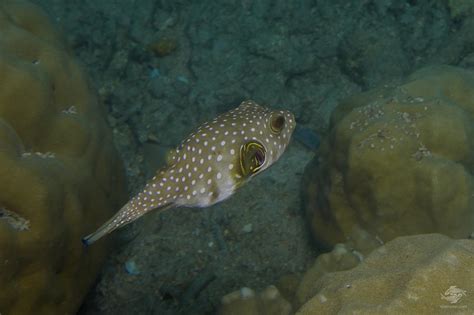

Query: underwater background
[1,0,473,314]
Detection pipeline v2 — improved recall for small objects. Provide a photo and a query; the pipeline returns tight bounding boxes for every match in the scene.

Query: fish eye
[239,141,266,177]
[270,114,285,134]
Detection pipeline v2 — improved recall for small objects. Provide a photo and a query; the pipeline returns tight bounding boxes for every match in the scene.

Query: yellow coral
[296,234,474,314]
[218,234,474,314]
[0,1,126,314]
[303,65,474,250]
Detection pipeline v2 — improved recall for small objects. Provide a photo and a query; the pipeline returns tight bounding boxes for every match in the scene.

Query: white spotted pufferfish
[82,100,296,245]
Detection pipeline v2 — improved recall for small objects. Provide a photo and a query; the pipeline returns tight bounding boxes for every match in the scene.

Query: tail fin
[82,197,173,246]
[81,211,124,246]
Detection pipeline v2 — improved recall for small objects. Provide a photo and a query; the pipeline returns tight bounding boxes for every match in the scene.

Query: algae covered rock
[0,1,126,314]
[296,234,474,314]
[303,65,474,250]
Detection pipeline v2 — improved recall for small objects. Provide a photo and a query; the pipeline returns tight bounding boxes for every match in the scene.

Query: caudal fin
[81,210,129,246]
[82,214,120,246]
[82,198,173,246]
[82,172,176,246]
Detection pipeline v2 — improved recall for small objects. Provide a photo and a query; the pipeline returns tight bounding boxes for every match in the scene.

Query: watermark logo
[440,286,467,308]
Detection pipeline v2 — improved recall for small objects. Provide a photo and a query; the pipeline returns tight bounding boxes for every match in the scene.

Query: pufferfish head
[234,102,296,179]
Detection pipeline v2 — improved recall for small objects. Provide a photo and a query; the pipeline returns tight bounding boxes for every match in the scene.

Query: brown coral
[218,234,474,314]
[303,65,474,250]
[0,1,126,314]
[296,234,474,314]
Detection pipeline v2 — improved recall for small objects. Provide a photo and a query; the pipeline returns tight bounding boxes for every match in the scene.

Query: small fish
[82,100,296,245]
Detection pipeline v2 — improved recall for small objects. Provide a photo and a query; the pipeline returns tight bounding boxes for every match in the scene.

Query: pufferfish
[82,100,296,245]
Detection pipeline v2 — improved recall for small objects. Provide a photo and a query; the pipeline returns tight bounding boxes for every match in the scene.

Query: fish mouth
[254,147,265,166]
[239,140,267,177]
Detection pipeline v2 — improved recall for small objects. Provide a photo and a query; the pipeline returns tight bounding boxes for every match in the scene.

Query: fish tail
[81,203,137,246]
[82,213,121,246]
[82,190,173,246]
